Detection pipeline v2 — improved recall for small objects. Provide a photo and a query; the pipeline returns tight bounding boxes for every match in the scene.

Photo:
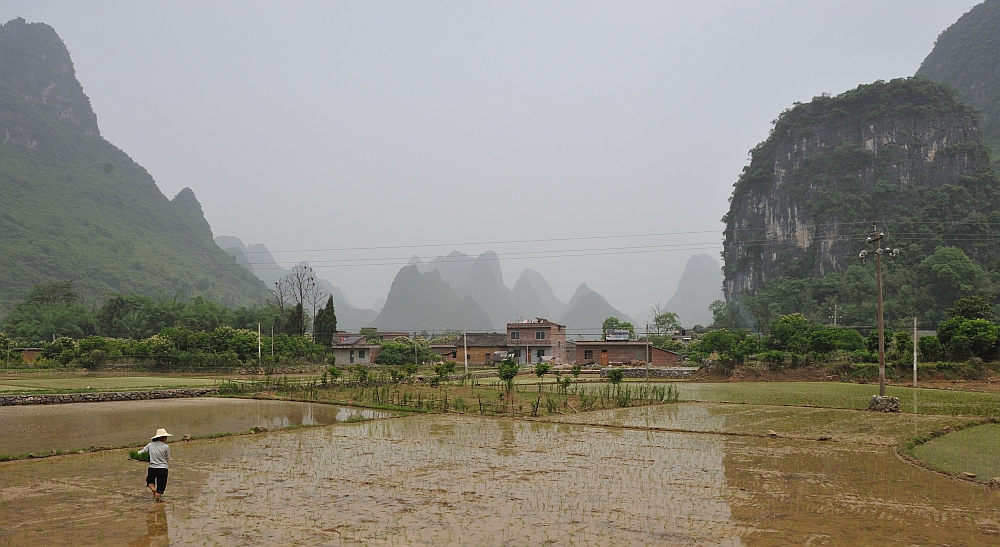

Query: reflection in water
[128,504,169,547]
[497,419,516,455]
[0,398,389,455]
[1,408,998,545]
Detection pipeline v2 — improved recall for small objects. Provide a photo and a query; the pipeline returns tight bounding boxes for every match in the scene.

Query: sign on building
[605,329,631,341]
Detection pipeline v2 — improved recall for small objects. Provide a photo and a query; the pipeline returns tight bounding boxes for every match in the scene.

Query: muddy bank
[0,387,217,406]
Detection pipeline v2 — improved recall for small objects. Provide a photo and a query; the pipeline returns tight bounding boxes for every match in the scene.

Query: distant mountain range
[664,254,724,328]
[0,18,268,316]
[215,236,377,331]
[374,251,634,336]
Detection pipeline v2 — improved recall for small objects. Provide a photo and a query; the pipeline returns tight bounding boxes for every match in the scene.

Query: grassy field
[912,423,1000,481]
[669,382,1000,417]
[0,376,219,394]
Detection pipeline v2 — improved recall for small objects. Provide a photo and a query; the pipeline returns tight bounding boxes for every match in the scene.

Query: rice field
[913,423,1000,481]
[670,381,1000,416]
[1,402,999,545]
[0,375,219,394]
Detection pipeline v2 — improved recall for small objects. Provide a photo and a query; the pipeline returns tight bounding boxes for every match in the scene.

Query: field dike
[0,387,217,406]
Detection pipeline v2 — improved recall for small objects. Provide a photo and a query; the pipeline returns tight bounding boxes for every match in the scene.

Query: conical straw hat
[151,428,173,440]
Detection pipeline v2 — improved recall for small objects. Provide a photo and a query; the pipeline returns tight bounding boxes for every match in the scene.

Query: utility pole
[258,323,262,368]
[913,316,918,388]
[413,331,418,368]
[859,223,899,398]
[645,323,650,382]
[463,325,468,377]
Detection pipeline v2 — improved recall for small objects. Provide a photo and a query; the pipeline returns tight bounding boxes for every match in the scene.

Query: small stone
[963,472,977,479]
[818,436,832,441]
[988,477,1000,488]
[767,430,778,437]
[942,426,951,432]
[182,434,191,441]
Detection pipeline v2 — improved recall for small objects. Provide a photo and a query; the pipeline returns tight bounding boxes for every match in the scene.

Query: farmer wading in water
[139,428,172,502]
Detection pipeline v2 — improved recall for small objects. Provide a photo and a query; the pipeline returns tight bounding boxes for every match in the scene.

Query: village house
[329,334,380,366]
[506,318,567,365]
[449,332,508,367]
[573,340,681,367]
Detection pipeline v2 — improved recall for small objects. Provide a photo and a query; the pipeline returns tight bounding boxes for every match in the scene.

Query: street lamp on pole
[859,223,899,398]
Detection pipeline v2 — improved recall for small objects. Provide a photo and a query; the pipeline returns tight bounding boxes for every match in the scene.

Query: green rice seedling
[545,396,558,414]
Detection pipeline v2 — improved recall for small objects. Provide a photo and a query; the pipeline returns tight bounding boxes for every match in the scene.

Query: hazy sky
[1,1,980,320]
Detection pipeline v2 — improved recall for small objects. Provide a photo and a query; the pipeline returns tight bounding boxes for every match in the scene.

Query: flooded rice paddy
[1,401,998,546]
[0,398,388,455]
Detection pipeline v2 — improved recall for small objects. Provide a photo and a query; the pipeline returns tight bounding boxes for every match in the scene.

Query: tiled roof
[450,332,508,347]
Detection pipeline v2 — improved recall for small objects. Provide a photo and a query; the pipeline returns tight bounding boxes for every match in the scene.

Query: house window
[535,331,545,340]
[510,331,520,340]
[350,350,355,363]
[359,349,367,359]
[513,349,521,358]
[536,349,545,359]
[584,350,593,360]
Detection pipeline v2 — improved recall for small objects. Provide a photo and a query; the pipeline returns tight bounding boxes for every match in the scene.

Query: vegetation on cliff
[722,78,1000,329]
[0,18,268,317]
[918,0,1000,152]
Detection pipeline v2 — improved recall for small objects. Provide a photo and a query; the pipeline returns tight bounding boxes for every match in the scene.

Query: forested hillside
[0,18,268,316]
[719,78,1000,330]
[917,0,1000,152]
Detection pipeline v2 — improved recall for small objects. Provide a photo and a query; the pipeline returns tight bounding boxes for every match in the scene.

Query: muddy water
[541,403,966,445]
[1,407,998,546]
[0,398,389,455]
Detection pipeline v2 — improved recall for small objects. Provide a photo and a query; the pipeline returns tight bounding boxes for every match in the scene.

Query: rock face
[0,18,100,144]
[722,78,991,299]
[917,0,1000,151]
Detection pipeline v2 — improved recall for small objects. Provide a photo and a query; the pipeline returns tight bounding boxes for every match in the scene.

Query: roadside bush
[758,350,786,369]
[918,336,944,361]
[78,349,108,369]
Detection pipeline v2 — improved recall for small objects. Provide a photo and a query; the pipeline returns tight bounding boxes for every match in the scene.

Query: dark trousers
[145,467,168,493]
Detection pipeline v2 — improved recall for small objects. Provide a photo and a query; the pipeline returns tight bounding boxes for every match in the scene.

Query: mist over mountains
[0,18,268,315]
[215,236,377,331]
[372,250,637,336]
[665,254,724,328]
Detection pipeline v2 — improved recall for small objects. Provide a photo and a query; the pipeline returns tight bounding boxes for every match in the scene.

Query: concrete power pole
[859,223,899,398]
[913,316,918,388]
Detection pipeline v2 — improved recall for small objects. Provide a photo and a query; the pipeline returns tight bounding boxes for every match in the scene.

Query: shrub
[607,367,624,384]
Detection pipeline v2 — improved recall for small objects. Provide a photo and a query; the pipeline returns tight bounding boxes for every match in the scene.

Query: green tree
[533,362,551,391]
[936,317,999,360]
[602,317,635,339]
[648,302,681,334]
[607,367,624,385]
[917,247,991,312]
[2,282,97,344]
[947,295,996,321]
[497,356,520,404]
[313,296,337,347]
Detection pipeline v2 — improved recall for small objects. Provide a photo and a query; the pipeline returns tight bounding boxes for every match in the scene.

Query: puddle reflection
[0,398,389,455]
[127,504,169,547]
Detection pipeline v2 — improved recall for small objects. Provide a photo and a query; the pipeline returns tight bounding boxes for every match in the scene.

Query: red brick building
[573,341,681,367]
[506,318,568,364]
[450,333,508,366]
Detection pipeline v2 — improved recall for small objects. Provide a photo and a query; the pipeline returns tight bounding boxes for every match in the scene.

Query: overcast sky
[1,1,981,320]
